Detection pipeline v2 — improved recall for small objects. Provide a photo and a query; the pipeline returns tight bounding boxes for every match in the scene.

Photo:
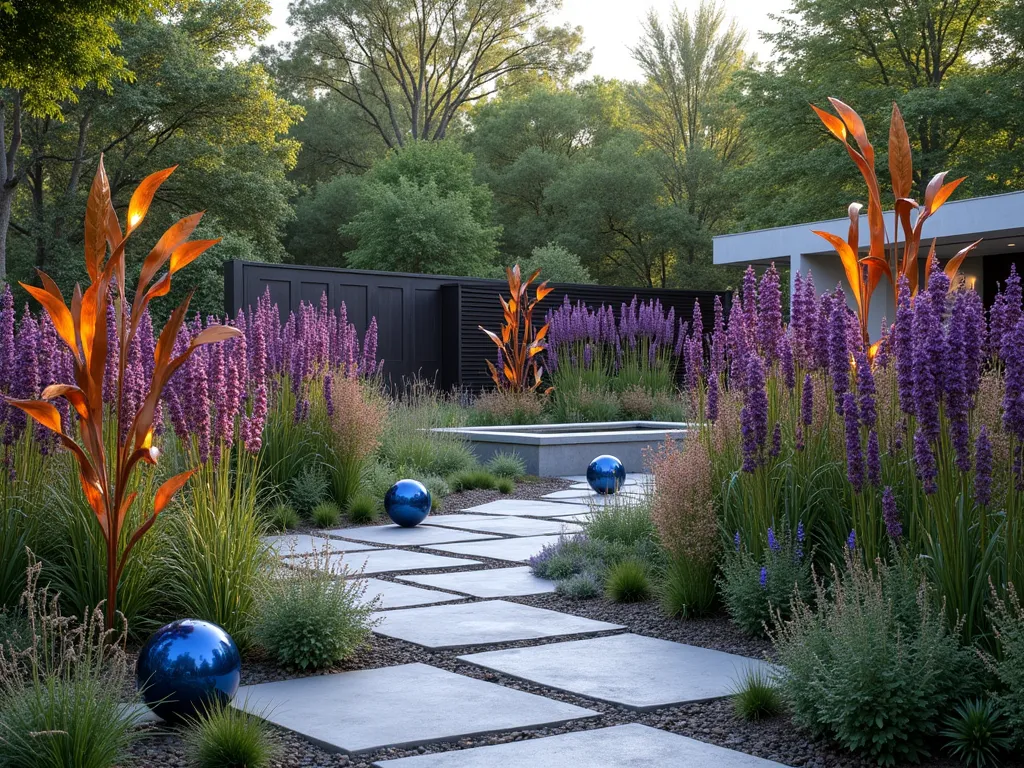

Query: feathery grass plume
[329,375,386,508]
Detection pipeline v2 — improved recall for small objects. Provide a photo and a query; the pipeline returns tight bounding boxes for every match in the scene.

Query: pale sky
[264,0,789,80]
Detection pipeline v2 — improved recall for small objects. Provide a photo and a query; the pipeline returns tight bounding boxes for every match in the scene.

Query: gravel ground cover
[127,478,1014,768]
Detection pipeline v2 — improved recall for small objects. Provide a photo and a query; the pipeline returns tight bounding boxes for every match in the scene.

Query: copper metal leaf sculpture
[811,99,980,348]
[479,265,553,393]
[4,156,242,627]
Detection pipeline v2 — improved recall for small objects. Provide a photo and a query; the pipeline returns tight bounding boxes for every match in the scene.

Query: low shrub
[379,399,476,477]
[528,535,588,581]
[649,437,718,617]
[720,525,813,637]
[770,554,981,765]
[731,667,783,722]
[289,465,330,515]
[253,556,378,670]
[529,532,661,585]
[618,385,686,421]
[496,477,515,494]
[184,702,281,768]
[486,450,527,479]
[347,494,379,524]
[556,572,603,599]
[471,390,545,426]
[266,502,300,531]
[362,459,399,500]
[940,698,1012,768]
[0,561,143,768]
[311,501,343,528]
[987,582,1024,748]
[605,559,652,603]
[569,386,621,423]
[449,469,498,492]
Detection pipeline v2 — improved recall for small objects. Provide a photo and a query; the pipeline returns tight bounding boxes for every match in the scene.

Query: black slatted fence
[225,260,731,391]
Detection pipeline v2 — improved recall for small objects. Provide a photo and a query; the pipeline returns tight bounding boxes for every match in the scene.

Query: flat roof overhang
[713,189,1024,266]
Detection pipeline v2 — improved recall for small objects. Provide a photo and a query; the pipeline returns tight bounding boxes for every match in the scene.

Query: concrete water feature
[432,421,687,477]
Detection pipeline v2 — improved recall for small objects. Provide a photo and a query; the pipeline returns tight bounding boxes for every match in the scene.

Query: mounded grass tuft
[940,698,1012,768]
[449,469,499,492]
[604,558,652,603]
[311,501,343,528]
[496,476,515,494]
[184,702,281,768]
[347,494,379,524]
[266,503,300,532]
[486,451,527,479]
[731,667,784,722]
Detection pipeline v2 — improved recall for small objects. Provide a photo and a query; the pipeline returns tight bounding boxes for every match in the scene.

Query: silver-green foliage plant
[184,702,281,768]
[987,583,1024,748]
[770,554,980,765]
[720,525,813,637]
[289,464,330,515]
[254,552,378,671]
[556,572,603,600]
[0,560,143,768]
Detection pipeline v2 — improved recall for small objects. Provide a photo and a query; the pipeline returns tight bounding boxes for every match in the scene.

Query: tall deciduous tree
[277,0,588,148]
[0,0,152,282]
[738,0,1018,229]
[6,0,302,314]
[630,0,748,262]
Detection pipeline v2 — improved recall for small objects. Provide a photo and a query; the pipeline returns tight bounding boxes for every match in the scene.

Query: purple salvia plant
[706,371,719,422]
[866,429,881,486]
[757,264,783,362]
[780,333,795,390]
[801,373,814,427]
[882,487,902,540]
[914,427,938,495]
[854,350,876,428]
[829,292,850,414]
[740,354,769,473]
[894,276,915,414]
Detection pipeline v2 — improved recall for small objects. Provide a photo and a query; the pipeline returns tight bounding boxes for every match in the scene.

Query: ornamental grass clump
[253,551,378,671]
[328,374,387,508]
[184,701,281,768]
[470,390,545,426]
[486,450,527,479]
[0,560,143,768]
[770,554,980,765]
[731,667,784,722]
[940,698,1012,768]
[649,436,718,617]
[604,559,652,603]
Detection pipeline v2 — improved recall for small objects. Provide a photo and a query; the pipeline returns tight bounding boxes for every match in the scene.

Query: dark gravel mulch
[127,477,1012,768]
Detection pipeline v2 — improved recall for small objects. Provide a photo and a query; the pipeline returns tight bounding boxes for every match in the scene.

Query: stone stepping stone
[461,499,583,518]
[262,533,379,557]
[398,566,556,598]
[551,513,593,523]
[427,534,567,564]
[425,515,582,537]
[460,633,774,710]
[372,600,623,649]
[356,578,464,609]
[373,723,793,767]
[541,491,648,507]
[234,663,598,754]
[326,524,498,547]
[542,488,648,503]
[285,549,481,576]
[559,474,651,486]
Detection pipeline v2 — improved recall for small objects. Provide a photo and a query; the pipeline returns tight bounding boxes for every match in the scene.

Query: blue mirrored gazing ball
[136,619,241,723]
[587,454,626,494]
[385,478,432,527]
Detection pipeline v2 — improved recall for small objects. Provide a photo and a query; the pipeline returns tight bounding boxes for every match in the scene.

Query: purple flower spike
[740,354,769,473]
[867,429,881,486]
[767,527,781,552]
[734,531,741,551]
[757,264,783,361]
[801,374,814,427]
[882,487,902,540]
[759,566,768,589]
[843,392,863,492]
[847,529,857,551]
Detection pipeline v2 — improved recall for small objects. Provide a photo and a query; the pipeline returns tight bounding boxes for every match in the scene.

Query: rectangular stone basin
[433,421,687,477]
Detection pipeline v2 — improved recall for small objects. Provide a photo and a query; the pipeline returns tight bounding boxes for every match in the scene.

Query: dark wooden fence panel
[225,260,731,390]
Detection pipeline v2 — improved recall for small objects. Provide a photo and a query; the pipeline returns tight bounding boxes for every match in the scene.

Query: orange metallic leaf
[138,212,204,295]
[127,166,177,234]
[924,240,938,286]
[536,283,554,302]
[154,470,196,515]
[811,104,847,142]
[79,471,107,529]
[189,325,244,350]
[503,363,516,382]
[170,238,219,273]
[479,326,503,348]
[944,239,983,282]
[41,384,90,421]
[534,324,549,343]
[525,268,542,286]
[6,398,63,435]
[888,103,913,200]
[84,158,111,281]
[20,280,77,356]
[812,230,863,313]
[829,98,874,164]
[927,176,965,215]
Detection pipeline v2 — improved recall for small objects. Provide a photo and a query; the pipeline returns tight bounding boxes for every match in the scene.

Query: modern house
[712,190,1024,335]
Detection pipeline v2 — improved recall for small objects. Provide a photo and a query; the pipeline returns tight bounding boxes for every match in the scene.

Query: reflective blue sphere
[587,454,626,494]
[136,619,241,723]
[385,479,432,527]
